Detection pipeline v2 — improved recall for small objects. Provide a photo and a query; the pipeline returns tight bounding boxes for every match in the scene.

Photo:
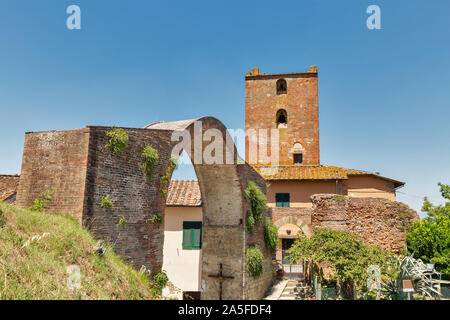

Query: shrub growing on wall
[100,195,113,209]
[142,145,159,178]
[264,218,278,252]
[106,127,129,155]
[151,211,163,224]
[30,188,55,212]
[246,244,264,279]
[243,181,267,233]
[118,216,127,230]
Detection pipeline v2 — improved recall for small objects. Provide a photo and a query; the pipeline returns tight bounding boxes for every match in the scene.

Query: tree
[407,183,450,278]
[287,228,394,298]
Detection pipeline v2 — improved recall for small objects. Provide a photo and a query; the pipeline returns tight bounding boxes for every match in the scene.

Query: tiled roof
[0,175,20,201]
[251,165,404,187]
[166,180,202,207]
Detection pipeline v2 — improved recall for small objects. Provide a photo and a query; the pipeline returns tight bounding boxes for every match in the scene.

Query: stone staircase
[278,279,314,300]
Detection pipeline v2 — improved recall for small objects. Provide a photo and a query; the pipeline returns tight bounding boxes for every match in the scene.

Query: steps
[278,280,314,300]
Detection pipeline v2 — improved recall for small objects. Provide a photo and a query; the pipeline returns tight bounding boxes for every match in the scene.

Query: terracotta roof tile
[251,165,404,187]
[0,175,20,201]
[166,180,202,207]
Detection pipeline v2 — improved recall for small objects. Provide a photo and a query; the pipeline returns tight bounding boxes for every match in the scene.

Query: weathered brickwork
[16,117,274,300]
[16,129,90,222]
[311,194,419,253]
[82,126,175,272]
[245,68,319,165]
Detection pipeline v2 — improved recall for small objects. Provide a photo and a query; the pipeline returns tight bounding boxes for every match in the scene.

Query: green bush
[29,188,55,212]
[246,244,264,279]
[287,228,394,292]
[106,127,129,155]
[142,145,159,178]
[243,181,267,229]
[151,212,163,224]
[152,271,168,293]
[264,218,278,252]
[407,183,450,278]
[100,195,113,209]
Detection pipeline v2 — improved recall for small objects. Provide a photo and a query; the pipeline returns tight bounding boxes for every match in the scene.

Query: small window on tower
[276,109,287,128]
[294,153,303,164]
[276,79,287,95]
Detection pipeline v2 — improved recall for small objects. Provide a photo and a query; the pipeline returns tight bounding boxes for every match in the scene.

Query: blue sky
[1,0,449,216]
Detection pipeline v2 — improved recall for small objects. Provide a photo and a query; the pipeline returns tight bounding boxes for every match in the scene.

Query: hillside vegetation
[0,203,156,300]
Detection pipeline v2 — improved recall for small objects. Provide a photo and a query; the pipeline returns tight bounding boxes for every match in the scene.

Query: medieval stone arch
[273,215,312,238]
[16,116,273,300]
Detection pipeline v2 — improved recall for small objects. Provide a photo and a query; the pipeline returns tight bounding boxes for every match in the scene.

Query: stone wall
[16,129,90,222]
[311,194,419,253]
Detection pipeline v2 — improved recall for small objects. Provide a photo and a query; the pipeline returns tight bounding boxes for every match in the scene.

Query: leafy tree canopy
[287,228,394,289]
[407,183,450,278]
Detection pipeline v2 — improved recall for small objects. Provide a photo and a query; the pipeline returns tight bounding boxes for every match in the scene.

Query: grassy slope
[0,203,155,300]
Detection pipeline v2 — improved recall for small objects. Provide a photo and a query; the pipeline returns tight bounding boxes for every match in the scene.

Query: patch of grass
[333,195,346,202]
[0,203,157,300]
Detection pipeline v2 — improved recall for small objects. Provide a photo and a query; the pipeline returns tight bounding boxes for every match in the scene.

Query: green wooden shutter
[182,221,202,249]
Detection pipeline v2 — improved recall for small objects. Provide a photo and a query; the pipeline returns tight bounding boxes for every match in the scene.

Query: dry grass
[0,203,156,300]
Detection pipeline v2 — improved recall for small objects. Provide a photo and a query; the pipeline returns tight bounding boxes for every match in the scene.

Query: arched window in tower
[276,109,287,128]
[276,79,287,95]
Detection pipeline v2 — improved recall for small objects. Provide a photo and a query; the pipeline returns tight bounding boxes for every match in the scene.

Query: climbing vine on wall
[246,210,255,234]
[142,145,159,178]
[106,127,129,155]
[264,218,278,253]
[243,181,267,233]
[246,244,264,279]
[159,154,178,200]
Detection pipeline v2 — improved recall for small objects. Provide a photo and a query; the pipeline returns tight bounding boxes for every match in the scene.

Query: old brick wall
[311,194,419,253]
[245,68,319,165]
[83,126,174,273]
[16,129,90,221]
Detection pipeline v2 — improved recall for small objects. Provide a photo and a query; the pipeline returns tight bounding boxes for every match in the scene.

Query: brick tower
[245,66,319,165]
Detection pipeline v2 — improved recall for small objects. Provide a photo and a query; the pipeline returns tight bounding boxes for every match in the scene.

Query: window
[276,109,287,128]
[182,221,202,249]
[276,79,287,95]
[276,193,290,207]
[293,153,303,164]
